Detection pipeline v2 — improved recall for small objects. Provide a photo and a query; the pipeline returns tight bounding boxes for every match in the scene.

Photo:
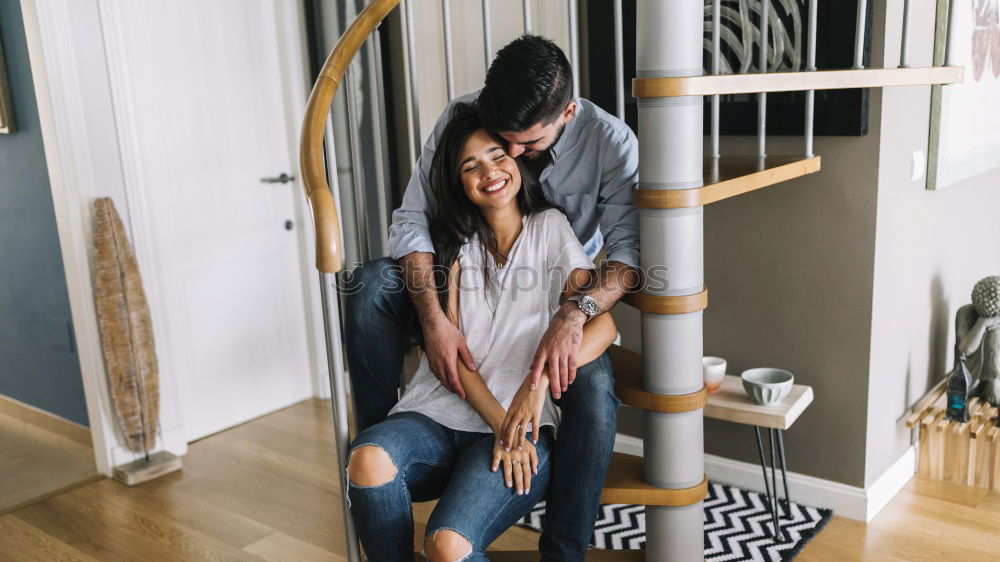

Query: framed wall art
[927,0,1000,190]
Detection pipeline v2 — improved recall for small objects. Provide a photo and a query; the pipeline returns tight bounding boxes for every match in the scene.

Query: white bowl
[703,356,727,393]
[740,368,794,406]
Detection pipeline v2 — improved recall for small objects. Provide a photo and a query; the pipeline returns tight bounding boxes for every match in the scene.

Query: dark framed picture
[0,29,16,135]
[585,0,873,137]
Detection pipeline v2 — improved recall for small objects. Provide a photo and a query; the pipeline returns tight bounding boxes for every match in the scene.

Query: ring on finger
[516,424,523,430]
[512,459,520,465]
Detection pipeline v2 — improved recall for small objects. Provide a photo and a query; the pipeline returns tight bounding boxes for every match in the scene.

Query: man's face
[499,102,576,161]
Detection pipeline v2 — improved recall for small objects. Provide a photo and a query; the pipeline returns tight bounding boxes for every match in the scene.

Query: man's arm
[527,121,640,396]
[530,263,636,397]
[502,309,617,448]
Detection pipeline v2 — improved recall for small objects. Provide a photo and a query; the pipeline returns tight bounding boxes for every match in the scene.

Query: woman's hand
[492,438,538,496]
[499,376,548,451]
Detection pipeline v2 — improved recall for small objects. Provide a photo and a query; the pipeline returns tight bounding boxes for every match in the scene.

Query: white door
[100,0,316,440]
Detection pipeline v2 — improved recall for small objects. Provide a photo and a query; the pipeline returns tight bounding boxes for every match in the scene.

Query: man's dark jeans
[343,257,620,561]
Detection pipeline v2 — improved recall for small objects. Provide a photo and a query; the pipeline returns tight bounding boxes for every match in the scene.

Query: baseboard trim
[0,395,91,447]
[612,433,914,522]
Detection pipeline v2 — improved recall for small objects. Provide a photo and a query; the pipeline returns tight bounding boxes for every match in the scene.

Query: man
[344,35,639,561]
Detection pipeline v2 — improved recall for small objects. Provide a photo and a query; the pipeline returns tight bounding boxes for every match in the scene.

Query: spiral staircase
[299,1,963,559]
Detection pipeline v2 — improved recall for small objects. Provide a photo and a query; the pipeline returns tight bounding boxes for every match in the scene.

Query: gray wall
[0,2,88,426]
[864,0,1000,487]
[616,115,880,488]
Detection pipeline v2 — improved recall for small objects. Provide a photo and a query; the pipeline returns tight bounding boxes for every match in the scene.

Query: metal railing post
[853,0,868,69]
[320,271,362,562]
[899,0,912,68]
[710,0,721,159]
[442,0,455,101]
[804,0,818,157]
[757,0,769,158]
[482,0,492,70]
[614,0,625,120]
[568,0,580,97]
[403,0,422,158]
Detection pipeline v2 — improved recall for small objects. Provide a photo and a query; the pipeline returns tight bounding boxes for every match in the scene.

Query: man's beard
[522,121,566,161]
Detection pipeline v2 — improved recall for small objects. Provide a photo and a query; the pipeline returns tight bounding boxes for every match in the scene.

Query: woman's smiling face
[458,129,521,212]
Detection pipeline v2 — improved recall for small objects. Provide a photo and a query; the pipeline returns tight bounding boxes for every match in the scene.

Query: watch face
[581,296,599,317]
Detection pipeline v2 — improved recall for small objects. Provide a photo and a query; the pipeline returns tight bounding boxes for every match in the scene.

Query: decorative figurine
[955,276,1000,406]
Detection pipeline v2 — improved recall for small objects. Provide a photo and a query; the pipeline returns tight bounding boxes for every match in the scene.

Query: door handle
[260,173,295,184]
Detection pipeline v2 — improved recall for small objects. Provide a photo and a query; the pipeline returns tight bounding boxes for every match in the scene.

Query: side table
[704,375,814,542]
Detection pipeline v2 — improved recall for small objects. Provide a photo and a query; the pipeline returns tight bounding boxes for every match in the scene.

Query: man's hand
[500,375,549,450]
[423,317,475,400]
[527,305,586,399]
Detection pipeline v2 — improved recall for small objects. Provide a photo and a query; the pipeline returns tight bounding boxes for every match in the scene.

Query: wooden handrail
[299,0,401,273]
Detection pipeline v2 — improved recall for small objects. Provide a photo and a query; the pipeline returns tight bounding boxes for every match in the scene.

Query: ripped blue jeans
[347,411,553,561]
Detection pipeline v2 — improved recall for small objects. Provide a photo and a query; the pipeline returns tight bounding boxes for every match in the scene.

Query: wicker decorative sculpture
[92,197,160,455]
[957,275,1000,406]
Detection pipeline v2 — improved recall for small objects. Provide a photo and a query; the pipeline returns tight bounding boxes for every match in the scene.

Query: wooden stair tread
[633,66,964,98]
[487,550,643,561]
[611,346,707,413]
[634,156,821,209]
[602,452,707,506]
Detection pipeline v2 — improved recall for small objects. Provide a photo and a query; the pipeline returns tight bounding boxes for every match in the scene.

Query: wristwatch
[567,294,599,320]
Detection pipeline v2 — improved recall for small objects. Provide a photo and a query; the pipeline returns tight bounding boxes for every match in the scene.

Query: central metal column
[636,2,705,560]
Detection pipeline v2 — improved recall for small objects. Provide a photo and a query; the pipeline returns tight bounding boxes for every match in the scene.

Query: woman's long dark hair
[428,103,557,312]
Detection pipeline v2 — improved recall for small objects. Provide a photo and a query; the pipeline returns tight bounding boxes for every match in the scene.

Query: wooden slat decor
[634,156,821,209]
[907,384,1000,491]
[632,66,965,98]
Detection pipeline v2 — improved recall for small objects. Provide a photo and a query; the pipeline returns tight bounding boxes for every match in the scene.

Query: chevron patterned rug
[517,481,833,561]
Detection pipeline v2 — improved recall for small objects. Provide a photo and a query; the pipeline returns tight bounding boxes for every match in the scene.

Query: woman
[345,103,617,562]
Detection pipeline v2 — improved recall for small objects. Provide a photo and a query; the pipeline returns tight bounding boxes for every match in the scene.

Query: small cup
[703,356,727,393]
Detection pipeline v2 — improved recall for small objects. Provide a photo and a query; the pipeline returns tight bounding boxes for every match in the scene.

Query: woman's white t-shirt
[389,208,595,433]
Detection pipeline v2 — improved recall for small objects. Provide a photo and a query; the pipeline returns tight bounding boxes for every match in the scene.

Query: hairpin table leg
[754,426,778,538]
[776,429,791,516]
[769,428,785,542]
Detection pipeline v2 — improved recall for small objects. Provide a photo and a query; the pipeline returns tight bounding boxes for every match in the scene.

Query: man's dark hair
[477,34,573,132]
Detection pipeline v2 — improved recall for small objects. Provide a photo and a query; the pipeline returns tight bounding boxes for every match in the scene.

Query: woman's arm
[444,260,541,493]
[441,259,507,434]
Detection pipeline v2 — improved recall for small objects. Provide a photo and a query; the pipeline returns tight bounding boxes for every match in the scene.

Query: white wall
[865,0,1000,487]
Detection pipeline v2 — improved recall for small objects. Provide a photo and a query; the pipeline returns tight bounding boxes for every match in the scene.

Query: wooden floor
[0,410,98,514]
[2,399,998,561]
